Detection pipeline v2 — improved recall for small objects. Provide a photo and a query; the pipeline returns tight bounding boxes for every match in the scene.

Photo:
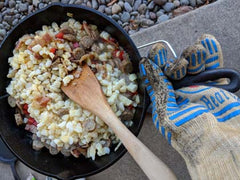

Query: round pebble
[157,14,169,23]
[86,1,92,7]
[18,3,28,12]
[8,0,16,8]
[118,1,124,8]
[197,0,206,5]
[173,0,181,7]
[153,0,167,6]
[12,19,19,26]
[98,5,105,13]
[105,7,112,15]
[138,4,147,14]
[92,0,99,9]
[0,2,4,9]
[125,0,134,6]
[189,0,196,6]
[133,0,142,11]
[180,0,189,5]
[38,3,45,9]
[0,29,7,37]
[149,12,157,20]
[130,11,139,16]
[124,2,132,12]
[121,12,130,22]
[74,0,83,4]
[112,14,120,20]
[163,2,175,12]
[141,18,154,27]
[112,3,122,14]
[147,1,155,10]
[61,0,70,3]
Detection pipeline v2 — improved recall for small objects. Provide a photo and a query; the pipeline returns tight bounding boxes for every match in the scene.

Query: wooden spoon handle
[98,106,176,180]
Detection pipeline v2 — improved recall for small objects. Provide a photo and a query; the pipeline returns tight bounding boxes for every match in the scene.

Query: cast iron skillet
[0,3,240,180]
[0,3,148,180]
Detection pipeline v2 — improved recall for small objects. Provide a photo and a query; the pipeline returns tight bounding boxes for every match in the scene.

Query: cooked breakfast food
[6,18,140,160]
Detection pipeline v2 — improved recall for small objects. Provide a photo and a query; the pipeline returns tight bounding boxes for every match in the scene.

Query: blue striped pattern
[217,110,240,122]
[169,92,175,97]
[163,49,167,61]
[206,38,213,54]
[159,50,164,65]
[168,97,176,102]
[169,105,205,120]
[167,107,179,111]
[153,113,158,123]
[167,85,173,90]
[176,70,180,79]
[182,66,185,76]
[149,90,154,97]
[201,40,206,48]
[140,64,146,76]
[197,51,202,64]
[154,54,159,65]
[188,64,204,73]
[191,54,196,66]
[161,126,165,137]
[167,103,178,107]
[205,56,219,64]
[206,62,219,70]
[175,109,208,126]
[146,85,152,91]
[167,132,172,145]
[156,120,160,130]
[177,87,210,94]
[144,79,149,84]
[213,102,240,117]
[178,98,190,106]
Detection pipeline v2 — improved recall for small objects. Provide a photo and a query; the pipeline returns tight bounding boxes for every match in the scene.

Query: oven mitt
[139,38,240,179]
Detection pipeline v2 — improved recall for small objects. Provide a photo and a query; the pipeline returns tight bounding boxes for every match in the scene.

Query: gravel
[124,2,133,12]
[0,0,217,43]
[121,11,131,22]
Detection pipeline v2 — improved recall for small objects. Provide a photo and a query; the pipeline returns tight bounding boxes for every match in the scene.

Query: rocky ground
[0,0,217,43]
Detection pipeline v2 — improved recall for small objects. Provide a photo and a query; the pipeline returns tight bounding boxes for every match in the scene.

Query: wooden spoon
[61,65,176,180]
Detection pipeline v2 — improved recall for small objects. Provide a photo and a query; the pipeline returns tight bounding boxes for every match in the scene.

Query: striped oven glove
[140,34,240,179]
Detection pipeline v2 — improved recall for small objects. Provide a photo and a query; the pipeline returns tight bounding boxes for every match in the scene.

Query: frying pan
[0,3,239,180]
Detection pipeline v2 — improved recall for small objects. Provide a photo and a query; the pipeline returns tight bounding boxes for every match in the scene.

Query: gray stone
[129,29,136,35]
[149,12,157,20]
[189,0,196,6]
[14,14,21,19]
[86,1,92,7]
[69,0,76,4]
[38,3,45,9]
[133,0,142,11]
[197,0,206,5]
[12,19,19,26]
[74,0,83,4]
[147,1,155,10]
[153,5,159,12]
[163,2,175,12]
[51,0,60,2]
[32,0,39,7]
[0,29,7,37]
[138,4,147,14]
[112,4,122,14]
[124,2,132,12]
[28,5,34,13]
[99,0,105,4]
[173,0,181,7]
[153,0,167,6]
[180,0,189,5]
[105,7,112,15]
[105,0,110,3]
[92,0,99,9]
[3,15,14,25]
[122,22,129,27]
[98,5,105,13]
[130,11,139,16]
[19,3,28,12]
[112,14,120,20]
[0,2,4,9]
[157,14,169,23]
[123,25,129,32]
[61,0,70,3]
[8,0,16,8]
[118,1,124,8]
[117,20,123,26]
[0,15,2,22]
[141,18,154,27]
[125,0,134,6]
[156,10,164,17]
[121,11,130,22]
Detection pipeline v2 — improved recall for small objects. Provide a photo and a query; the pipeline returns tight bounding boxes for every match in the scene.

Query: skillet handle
[172,68,240,93]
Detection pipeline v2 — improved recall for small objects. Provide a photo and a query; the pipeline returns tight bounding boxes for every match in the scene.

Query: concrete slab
[1,0,240,179]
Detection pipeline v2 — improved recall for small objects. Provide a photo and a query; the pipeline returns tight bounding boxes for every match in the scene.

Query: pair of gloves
[140,34,240,179]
